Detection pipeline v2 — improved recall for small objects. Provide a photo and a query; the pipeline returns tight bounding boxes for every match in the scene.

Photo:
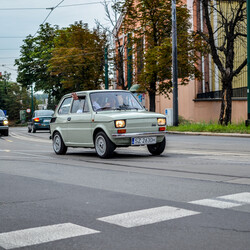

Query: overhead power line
[33,0,65,37]
[0,2,108,11]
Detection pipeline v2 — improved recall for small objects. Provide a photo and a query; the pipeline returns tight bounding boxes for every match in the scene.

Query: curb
[167,131,250,138]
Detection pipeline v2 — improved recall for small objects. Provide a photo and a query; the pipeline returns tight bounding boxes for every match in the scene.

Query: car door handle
[67,117,71,121]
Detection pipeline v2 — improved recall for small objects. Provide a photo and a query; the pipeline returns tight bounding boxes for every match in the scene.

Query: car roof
[63,90,131,98]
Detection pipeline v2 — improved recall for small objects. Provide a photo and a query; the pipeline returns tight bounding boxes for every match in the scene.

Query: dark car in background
[0,109,9,136]
[28,110,54,133]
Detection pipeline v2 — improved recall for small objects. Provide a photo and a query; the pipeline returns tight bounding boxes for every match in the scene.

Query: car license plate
[131,137,156,145]
[43,120,50,123]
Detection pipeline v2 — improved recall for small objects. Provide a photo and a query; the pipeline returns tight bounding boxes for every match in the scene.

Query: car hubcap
[96,135,106,156]
[53,135,61,152]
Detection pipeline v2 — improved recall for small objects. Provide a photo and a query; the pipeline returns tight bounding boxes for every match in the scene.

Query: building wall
[153,80,247,123]
[114,0,248,124]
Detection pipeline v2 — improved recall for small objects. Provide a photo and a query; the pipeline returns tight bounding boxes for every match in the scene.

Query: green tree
[200,0,247,125]
[15,35,36,89]
[122,0,205,111]
[15,23,63,102]
[0,71,31,121]
[48,21,107,92]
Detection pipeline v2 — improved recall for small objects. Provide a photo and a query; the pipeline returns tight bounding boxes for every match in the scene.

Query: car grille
[0,120,3,126]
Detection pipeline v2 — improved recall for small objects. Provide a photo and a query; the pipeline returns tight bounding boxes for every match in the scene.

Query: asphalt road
[0,127,250,250]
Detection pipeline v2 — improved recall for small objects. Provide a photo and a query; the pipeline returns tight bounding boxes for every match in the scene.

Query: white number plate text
[131,137,156,145]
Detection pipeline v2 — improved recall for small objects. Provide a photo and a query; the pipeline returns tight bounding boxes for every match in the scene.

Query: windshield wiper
[118,105,139,111]
[95,107,112,111]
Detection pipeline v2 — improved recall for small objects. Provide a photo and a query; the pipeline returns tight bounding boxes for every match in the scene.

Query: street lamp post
[172,0,178,126]
[31,84,34,115]
[105,47,109,90]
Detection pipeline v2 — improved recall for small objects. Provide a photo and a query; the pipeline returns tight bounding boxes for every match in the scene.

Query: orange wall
[151,80,247,123]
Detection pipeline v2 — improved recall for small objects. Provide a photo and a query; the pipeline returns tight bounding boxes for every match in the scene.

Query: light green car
[50,90,167,158]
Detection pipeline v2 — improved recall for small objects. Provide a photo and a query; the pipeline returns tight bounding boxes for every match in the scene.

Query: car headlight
[3,120,8,125]
[115,120,126,128]
[157,118,166,126]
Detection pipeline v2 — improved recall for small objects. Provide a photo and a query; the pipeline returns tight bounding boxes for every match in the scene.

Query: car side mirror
[6,115,8,119]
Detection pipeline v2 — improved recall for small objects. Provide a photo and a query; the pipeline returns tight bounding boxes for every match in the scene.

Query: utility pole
[172,0,178,126]
[105,47,109,90]
[31,84,34,115]
[246,0,250,126]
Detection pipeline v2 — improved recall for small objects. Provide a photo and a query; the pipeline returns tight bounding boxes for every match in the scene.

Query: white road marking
[0,150,49,159]
[10,132,50,144]
[98,206,200,228]
[0,223,100,249]
[189,192,250,209]
[218,192,250,204]
[166,149,250,157]
[189,199,242,209]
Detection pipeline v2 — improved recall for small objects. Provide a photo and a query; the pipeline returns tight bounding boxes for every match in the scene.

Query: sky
[0,0,109,81]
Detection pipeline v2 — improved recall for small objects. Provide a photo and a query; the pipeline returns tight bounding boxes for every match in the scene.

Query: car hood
[0,117,6,121]
[93,110,165,122]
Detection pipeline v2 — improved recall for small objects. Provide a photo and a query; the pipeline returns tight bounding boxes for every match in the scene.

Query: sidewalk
[167,131,250,138]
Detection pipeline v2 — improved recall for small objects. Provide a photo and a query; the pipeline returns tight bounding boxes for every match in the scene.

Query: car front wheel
[147,137,166,155]
[95,131,115,158]
[53,132,67,155]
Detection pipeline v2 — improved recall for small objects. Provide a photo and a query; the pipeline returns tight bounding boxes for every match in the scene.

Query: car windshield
[0,110,5,117]
[90,92,144,111]
[35,110,54,117]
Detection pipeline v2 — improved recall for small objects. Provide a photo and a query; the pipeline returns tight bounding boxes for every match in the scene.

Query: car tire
[28,127,32,133]
[53,132,67,155]
[95,131,115,158]
[32,126,36,133]
[147,137,166,155]
[3,130,9,136]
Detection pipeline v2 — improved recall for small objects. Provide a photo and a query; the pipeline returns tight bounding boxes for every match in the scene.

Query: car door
[66,95,93,147]
[56,97,73,143]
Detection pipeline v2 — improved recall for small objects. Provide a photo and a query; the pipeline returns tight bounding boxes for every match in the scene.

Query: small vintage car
[50,90,167,158]
[28,110,54,133]
[0,109,9,136]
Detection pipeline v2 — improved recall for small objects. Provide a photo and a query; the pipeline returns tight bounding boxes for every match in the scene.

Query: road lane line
[189,199,242,209]
[10,132,51,144]
[0,223,100,249]
[0,150,49,159]
[98,206,200,228]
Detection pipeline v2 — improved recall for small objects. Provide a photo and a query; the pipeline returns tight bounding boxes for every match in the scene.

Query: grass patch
[168,121,250,134]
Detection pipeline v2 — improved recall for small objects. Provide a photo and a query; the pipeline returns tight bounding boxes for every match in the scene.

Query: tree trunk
[117,49,125,89]
[219,78,232,125]
[149,72,157,112]
[149,90,156,112]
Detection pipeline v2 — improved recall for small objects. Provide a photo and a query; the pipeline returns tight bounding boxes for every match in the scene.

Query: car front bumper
[0,126,8,131]
[112,131,167,138]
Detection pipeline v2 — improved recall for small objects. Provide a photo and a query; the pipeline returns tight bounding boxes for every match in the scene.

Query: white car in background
[50,90,167,158]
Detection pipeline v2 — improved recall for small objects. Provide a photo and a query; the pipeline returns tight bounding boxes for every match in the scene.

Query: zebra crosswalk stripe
[98,206,200,228]
[188,192,250,209]
[189,199,241,209]
[217,192,250,204]
[0,223,100,250]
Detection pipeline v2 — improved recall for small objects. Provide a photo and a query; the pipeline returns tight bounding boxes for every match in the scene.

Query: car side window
[71,96,89,113]
[83,97,89,112]
[58,97,72,115]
